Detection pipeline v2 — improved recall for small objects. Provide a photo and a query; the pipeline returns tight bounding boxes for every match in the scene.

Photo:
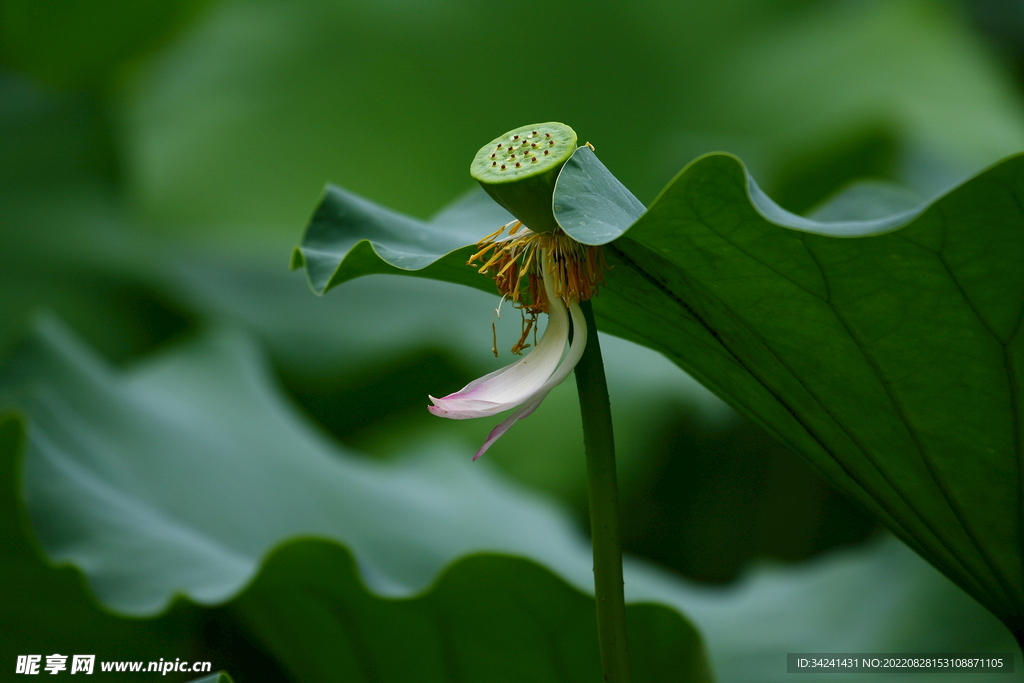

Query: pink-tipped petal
[471,301,589,459]
[472,392,549,460]
[428,248,591,460]
[427,397,504,419]
[427,280,570,419]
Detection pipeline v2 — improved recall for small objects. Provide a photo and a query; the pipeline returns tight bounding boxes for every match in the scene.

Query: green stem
[574,300,632,683]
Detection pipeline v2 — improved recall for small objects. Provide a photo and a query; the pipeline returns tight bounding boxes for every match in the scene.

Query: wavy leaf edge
[293,148,1024,295]
[0,409,708,677]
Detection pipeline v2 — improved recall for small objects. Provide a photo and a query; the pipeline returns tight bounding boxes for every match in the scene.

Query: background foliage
[3,0,1024,680]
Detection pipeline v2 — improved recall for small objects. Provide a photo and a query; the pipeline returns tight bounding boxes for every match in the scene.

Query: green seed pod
[470,122,578,233]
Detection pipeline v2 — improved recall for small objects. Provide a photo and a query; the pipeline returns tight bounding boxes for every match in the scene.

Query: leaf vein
[801,237,1022,613]
[685,202,828,302]
[609,244,997,602]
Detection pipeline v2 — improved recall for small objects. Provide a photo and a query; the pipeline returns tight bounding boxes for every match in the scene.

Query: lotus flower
[428,254,587,460]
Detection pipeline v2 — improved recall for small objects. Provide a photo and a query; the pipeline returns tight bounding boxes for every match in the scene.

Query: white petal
[428,289,569,418]
[471,301,588,460]
[428,247,591,459]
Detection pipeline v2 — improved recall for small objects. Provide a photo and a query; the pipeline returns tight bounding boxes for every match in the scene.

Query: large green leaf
[0,414,208,681]
[599,151,1024,638]
[0,318,712,682]
[294,148,1024,637]
[0,318,1015,682]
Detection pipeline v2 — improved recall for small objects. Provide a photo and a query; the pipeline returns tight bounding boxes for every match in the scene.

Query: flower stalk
[575,299,632,683]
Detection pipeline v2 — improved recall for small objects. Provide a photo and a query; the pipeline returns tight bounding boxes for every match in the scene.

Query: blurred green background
[3,0,1024,679]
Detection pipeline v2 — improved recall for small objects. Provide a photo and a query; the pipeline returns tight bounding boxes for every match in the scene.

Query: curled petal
[428,248,589,458]
[428,277,569,419]
[472,300,587,460]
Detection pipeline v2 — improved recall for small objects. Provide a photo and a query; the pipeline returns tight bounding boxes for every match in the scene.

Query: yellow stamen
[469,223,606,354]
